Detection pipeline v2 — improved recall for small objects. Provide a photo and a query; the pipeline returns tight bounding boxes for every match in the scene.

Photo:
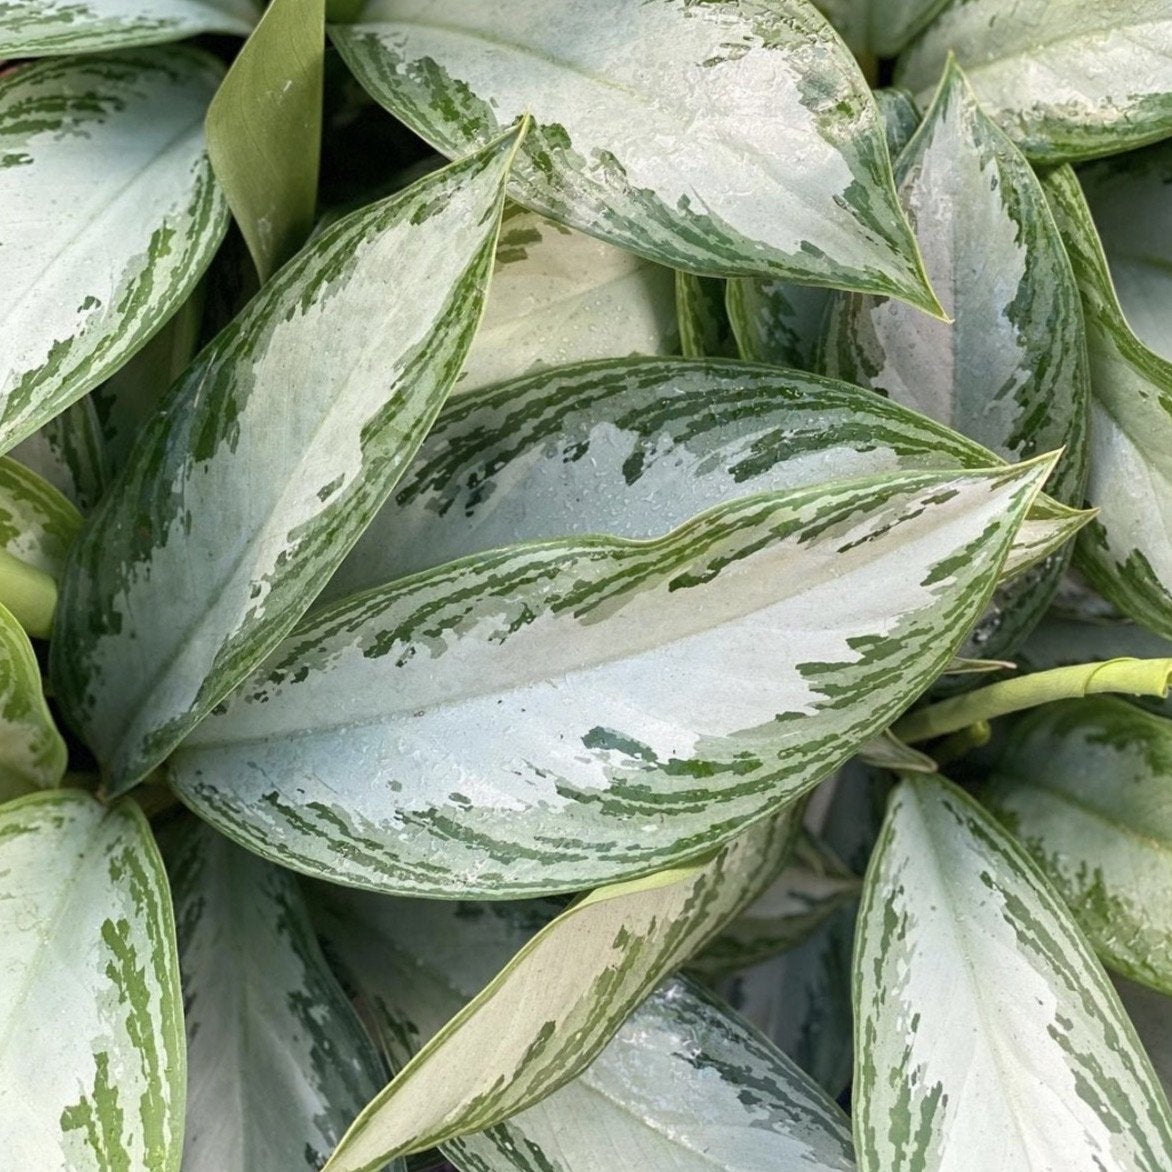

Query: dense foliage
[3,1,1172,1169]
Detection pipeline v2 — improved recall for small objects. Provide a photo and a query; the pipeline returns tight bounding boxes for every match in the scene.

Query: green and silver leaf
[0,48,229,453]
[0,0,258,56]
[326,357,1083,604]
[0,790,184,1171]
[986,697,1172,995]
[0,456,81,581]
[1080,139,1172,362]
[206,0,325,282]
[821,61,1088,656]
[0,602,66,800]
[52,127,522,792]
[897,0,1172,163]
[855,772,1172,1171]
[456,206,678,395]
[318,808,794,1168]
[172,458,1050,898]
[1044,165,1172,639]
[725,86,921,372]
[8,396,109,511]
[163,818,389,1172]
[676,272,737,359]
[329,0,939,310]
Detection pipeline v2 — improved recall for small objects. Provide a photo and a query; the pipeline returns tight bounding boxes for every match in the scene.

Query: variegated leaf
[51,127,522,793]
[821,61,1088,657]
[986,697,1172,995]
[725,86,921,371]
[1119,978,1172,1101]
[325,357,1083,605]
[855,772,1172,1172]
[8,396,109,510]
[456,205,679,395]
[206,0,324,282]
[163,818,390,1172]
[897,0,1172,163]
[0,790,184,1171]
[329,0,939,310]
[316,808,794,1169]
[0,456,81,580]
[0,49,229,453]
[676,272,737,359]
[0,602,66,800]
[0,0,258,55]
[1016,617,1172,717]
[1080,140,1172,362]
[316,878,853,1172]
[171,458,1051,897]
[691,831,860,979]
[718,902,857,1101]
[1043,166,1172,639]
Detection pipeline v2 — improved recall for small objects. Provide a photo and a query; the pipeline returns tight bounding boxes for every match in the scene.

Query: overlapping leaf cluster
[3,1,1172,1170]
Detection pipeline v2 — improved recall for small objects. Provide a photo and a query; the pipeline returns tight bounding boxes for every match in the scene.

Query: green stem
[0,548,57,639]
[894,657,1172,744]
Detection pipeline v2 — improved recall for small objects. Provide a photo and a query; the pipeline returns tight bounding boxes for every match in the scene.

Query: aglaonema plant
[3,1,1172,1170]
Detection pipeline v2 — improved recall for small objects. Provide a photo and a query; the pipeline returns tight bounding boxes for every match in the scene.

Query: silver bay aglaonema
[52,125,524,792]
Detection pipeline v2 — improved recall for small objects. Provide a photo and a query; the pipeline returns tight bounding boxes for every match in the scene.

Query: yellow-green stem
[0,548,56,639]
[894,657,1172,744]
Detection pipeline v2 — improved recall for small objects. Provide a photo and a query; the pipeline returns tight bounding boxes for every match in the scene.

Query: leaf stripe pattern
[329,0,939,310]
[0,49,229,453]
[897,0,1172,163]
[986,697,1172,996]
[0,0,258,56]
[171,458,1052,898]
[327,356,1084,603]
[1043,166,1172,639]
[0,456,81,579]
[0,790,184,1172]
[319,808,794,1168]
[854,773,1172,1171]
[52,126,523,792]
[164,819,389,1172]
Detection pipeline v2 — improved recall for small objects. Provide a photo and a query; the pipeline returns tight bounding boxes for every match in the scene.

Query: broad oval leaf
[821,61,1088,655]
[0,456,81,580]
[0,49,229,453]
[0,790,184,1171]
[855,772,1172,1172]
[51,127,522,792]
[206,0,324,282]
[171,457,1051,897]
[0,602,67,800]
[1043,166,1172,639]
[897,1,1172,163]
[329,0,939,310]
[0,0,258,56]
[326,357,1085,604]
[457,206,679,395]
[163,818,389,1172]
[316,809,795,1169]
[1080,140,1172,362]
[986,697,1172,995]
